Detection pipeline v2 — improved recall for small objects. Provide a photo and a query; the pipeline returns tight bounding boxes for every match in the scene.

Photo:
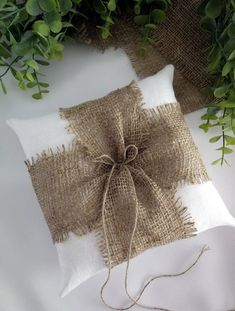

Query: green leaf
[27,82,37,88]
[228,88,235,100]
[0,43,11,58]
[222,62,232,76]
[12,41,32,56]
[219,100,235,108]
[38,0,56,12]
[151,9,166,23]
[0,78,7,94]
[199,123,211,132]
[228,23,235,38]
[0,0,7,9]
[0,21,6,34]
[36,32,48,46]
[48,37,64,52]
[209,135,221,143]
[105,16,114,24]
[197,0,209,16]
[225,135,235,145]
[205,0,223,18]
[7,31,17,45]
[18,80,26,90]
[10,69,18,80]
[50,20,62,33]
[101,27,111,39]
[224,39,235,54]
[25,71,35,82]
[33,20,50,36]
[200,16,216,32]
[207,45,221,72]
[217,146,233,154]
[26,59,39,70]
[26,0,42,16]
[35,59,50,66]
[50,50,63,60]
[45,11,62,33]
[32,92,42,99]
[15,71,24,82]
[18,9,29,23]
[59,0,72,14]
[145,23,157,30]
[218,115,230,125]
[134,15,149,25]
[62,22,74,28]
[214,85,229,98]
[34,44,47,57]
[94,0,107,14]
[39,82,49,87]
[211,158,221,165]
[201,113,217,120]
[228,50,235,61]
[107,0,116,11]
[207,106,220,116]
[134,4,141,15]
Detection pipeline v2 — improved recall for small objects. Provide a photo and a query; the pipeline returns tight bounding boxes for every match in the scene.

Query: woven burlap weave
[26,83,209,268]
[76,0,211,115]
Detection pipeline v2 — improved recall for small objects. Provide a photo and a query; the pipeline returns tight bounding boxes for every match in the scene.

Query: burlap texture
[26,83,209,267]
[76,0,211,115]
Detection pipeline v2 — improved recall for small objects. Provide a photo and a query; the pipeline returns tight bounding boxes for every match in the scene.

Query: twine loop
[94,144,138,169]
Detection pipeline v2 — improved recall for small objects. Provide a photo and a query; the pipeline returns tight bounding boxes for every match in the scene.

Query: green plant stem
[221,108,226,165]
[33,69,41,95]
[59,11,75,43]
[0,57,21,79]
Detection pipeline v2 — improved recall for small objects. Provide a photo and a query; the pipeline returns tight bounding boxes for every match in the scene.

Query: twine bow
[94,145,209,311]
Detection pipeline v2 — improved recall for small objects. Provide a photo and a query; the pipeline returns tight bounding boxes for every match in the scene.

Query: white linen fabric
[7,65,235,297]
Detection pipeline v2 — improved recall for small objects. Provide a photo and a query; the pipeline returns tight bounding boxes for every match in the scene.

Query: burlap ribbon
[26,83,210,309]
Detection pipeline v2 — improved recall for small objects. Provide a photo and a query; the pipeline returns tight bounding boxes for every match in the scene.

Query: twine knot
[94,144,138,169]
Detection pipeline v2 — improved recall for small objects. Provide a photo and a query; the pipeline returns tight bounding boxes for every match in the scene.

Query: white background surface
[0,44,235,311]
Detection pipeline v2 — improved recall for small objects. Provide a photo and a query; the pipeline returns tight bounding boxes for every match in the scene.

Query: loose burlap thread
[26,83,210,309]
[75,0,211,115]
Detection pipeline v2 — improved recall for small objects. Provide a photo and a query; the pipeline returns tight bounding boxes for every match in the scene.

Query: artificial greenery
[1,0,235,165]
[199,0,235,165]
[0,0,171,99]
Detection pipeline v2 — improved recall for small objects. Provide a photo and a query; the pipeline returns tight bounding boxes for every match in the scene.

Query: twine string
[95,144,209,311]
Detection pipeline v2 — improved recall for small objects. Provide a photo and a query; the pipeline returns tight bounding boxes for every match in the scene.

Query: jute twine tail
[97,145,210,311]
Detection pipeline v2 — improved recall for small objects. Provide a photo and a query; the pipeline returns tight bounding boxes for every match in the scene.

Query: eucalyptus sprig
[199,0,235,165]
[132,0,172,56]
[0,0,76,99]
[0,0,171,99]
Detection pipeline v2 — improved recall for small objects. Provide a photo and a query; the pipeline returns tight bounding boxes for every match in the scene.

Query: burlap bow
[26,83,209,310]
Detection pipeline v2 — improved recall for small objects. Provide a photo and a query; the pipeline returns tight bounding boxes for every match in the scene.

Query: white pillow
[7,65,235,297]
[7,64,176,159]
